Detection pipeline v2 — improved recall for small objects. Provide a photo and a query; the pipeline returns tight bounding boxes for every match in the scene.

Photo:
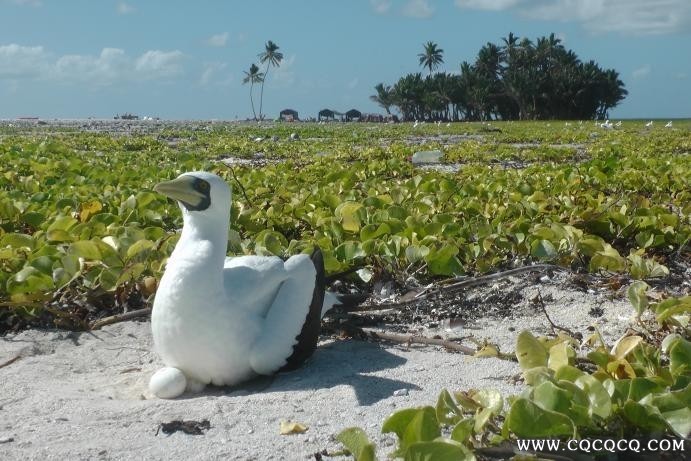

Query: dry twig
[533,290,579,338]
[89,307,152,330]
[0,355,22,369]
[343,324,476,355]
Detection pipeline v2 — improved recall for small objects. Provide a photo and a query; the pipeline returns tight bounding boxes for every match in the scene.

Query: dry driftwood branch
[354,264,567,311]
[0,354,22,369]
[89,307,152,330]
[343,325,476,355]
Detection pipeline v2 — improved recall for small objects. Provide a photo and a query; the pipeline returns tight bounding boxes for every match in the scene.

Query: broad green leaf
[553,365,584,382]
[0,233,34,250]
[622,401,669,434]
[530,239,557,259]
[47,215,78,232]
[7,266,54,294]
[360,223,390,241]
[20,211,45,229]
[450,419,474,444]
[336,427,377,461]
[506,398,575,438]
[627,281,649,318]
[69,240,102,261]
[668,337,691,379]
[548,342,574,371]
[532,381,572,415]
[656,297,691,326]
[425,244,463,276]
[405,440,474,461]
[336,202,364,233]
[589,245,626,272]
[382,408,419,439]
[335,241,366,261]
[405,245,429,264]
[515,331,548,371]
[470,389,503,415]
[435,389,462,426]
[126,239,155,260]
[382,407,440,456]
[574,374,612,419]
[47,229,73,242]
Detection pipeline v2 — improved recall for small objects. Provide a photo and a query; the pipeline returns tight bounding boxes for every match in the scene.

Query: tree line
[371,33,628,122]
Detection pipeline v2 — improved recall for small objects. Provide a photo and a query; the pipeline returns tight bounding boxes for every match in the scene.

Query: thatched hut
[318,109,335,121]
[345,109,362,122]
[279,109,299,121]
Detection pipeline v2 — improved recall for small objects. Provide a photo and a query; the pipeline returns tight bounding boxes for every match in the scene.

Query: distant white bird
[645,121,654,127]
[665,121,673,128]
[148,172,345,399]
[615,121,622,127]
[446,122,450,127]
[599,119,613,129]
[413,120,419,128]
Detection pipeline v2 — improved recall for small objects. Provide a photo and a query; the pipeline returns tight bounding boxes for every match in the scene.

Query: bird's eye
[197,180,210,191]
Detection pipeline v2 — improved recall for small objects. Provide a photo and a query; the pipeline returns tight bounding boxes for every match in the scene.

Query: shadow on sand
[182,339,418,406]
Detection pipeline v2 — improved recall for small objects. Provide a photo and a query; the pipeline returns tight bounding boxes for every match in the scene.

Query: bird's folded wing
[222,255,287,317]
[248,254,316,375]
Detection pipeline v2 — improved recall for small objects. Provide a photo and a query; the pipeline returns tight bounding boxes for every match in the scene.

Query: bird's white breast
[152,242,261,386]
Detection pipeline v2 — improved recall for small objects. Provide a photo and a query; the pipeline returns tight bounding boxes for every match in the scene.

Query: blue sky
[1,0,689,120]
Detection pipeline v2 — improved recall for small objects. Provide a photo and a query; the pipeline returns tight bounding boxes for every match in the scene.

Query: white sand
[0,285,633,460]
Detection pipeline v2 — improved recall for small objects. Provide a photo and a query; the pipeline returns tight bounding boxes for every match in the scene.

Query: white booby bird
[148,171,338,399]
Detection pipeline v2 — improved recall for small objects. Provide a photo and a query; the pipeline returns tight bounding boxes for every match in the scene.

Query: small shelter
[345,109,362,122]
[318,109,344,121]
[279,109,299,121]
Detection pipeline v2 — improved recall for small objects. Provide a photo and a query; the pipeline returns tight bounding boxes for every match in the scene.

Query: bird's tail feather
[321,291,368,318]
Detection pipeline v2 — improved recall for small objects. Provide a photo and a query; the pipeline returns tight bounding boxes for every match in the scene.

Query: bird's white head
[154,171,231,224]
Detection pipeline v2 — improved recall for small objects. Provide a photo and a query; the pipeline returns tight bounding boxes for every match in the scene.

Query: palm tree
[242,63,264,120]
[370,83,394,114]
[257,40,283,120]
[418,41,444,75]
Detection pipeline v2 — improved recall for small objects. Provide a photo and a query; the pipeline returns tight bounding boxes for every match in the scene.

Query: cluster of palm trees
[371,34,628,122]
[242,40,283,120]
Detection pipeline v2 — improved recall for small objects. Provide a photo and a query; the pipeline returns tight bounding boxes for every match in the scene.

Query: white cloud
[270,54,296,88]
[55,48,130,85]
[206,32,229,47]
[455,0,518,11]
[402,0,434,18]
[135,50,185,79]
[5,0,42,7]
[0,44,50,79]
[347,77,359,89]
[454,0,691,35]
[116,2,135,14]
[199,62,231,86]
[371,0,391,14]
[632,65,651,79]
[0,44,185,85]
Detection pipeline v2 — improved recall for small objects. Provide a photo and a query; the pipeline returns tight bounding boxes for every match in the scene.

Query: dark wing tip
[279,246,326,372]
